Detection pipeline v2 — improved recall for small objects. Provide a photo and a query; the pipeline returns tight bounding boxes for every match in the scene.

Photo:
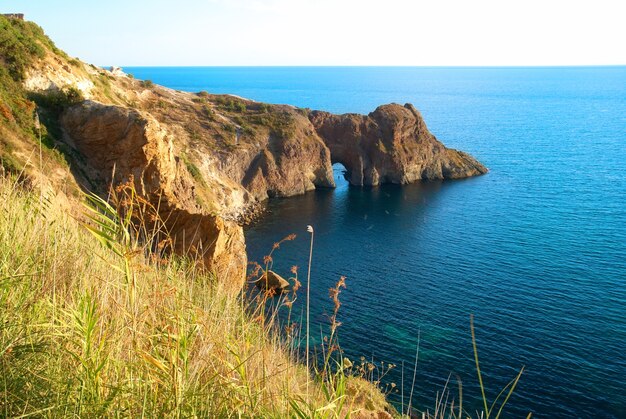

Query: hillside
[0,15,486,289]
[0,15,488,418]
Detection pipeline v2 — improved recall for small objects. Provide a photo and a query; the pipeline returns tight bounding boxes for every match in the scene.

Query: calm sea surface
[127,66,626,418]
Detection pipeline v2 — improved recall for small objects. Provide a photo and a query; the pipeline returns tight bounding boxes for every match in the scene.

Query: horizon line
[115,64,626,69]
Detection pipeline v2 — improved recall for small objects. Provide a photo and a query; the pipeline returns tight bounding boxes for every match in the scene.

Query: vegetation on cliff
[0,15,44,172]
[0,15,79,194]
[0,16,522,419]
[0,175,393,417]
[0,18,394,417]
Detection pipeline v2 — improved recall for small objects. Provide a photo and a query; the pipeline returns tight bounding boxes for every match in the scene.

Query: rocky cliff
[1,17,487,291]
[60,101,246,290]
[310,103,487,185]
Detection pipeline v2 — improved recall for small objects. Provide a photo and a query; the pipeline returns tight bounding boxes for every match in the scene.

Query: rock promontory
[1,18,488,291]
[310,103,487,186]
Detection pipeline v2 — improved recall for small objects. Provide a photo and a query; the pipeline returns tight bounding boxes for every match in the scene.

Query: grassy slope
[0,15,81,202]
[0,17,394,418]
[0,17,527,419]
[0,175,393,417]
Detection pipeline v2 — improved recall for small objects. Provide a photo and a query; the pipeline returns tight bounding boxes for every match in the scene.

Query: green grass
[0,16,83,176]
[0,16,528,418]
[0,15,57,81]
[0,176,394,417]
[180,152,206,187]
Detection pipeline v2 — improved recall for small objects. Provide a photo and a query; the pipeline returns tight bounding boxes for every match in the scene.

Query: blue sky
[3,0,625,66]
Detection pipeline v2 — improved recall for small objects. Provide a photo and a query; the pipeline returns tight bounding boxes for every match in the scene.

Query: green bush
[234,101,246,112]
[216,96,247,113]
[0,67,36,129]
[203,105,215,120]
[241,124,255,136]
[0,16,47,80]
[222,123,236,133]
[30,87,85,115]
[0,16,78,144]
[140,79,154,88]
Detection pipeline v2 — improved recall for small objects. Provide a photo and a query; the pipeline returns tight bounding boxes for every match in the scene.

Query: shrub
[203,105,215,120]
[234,101,246,112]
[221,123,235,133]
[140,79,154,88]
[242,124,255,136]
[64,86,84,104]
[0,16,47,80]
[215,96,247,113]
[30,86,85,115]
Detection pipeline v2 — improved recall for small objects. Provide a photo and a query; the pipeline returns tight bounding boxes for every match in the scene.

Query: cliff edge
[1,16,487,290]
[310,103,487,185]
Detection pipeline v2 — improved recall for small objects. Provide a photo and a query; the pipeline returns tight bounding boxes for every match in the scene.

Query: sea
[125,66,626,418]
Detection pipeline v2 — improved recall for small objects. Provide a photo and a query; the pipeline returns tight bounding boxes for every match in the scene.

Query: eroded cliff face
[309,103,488,186]
[60,101,247,291]
[236,110,335,199]
[14,34,487,293]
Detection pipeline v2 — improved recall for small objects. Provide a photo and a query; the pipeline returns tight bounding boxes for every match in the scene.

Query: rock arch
[309,103,487,186]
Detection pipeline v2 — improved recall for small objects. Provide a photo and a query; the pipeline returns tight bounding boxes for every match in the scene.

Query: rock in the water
[309,103,488,185]
[256,270,290,293]
[13,19,488,300]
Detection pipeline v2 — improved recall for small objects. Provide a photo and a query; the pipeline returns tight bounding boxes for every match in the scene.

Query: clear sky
[3,0,625,66]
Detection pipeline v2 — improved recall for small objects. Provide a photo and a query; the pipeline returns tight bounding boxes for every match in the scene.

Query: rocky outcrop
[24,51,96,98]
[60,101,247,291]
[235,110,335,199]
[309,103,487,185]
[24,50,487,214]
[44,98,487,293]
[256,270,290,293]
[17,26,488,295]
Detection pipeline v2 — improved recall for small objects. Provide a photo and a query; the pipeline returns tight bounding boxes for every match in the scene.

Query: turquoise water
[126,67,626,417]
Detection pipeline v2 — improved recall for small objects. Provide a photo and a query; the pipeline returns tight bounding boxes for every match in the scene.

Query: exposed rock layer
[18,39,488,292]
[54,96,487,293]
[60,101,247,291]
[310,103,488,186]
[234,110,335,200]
